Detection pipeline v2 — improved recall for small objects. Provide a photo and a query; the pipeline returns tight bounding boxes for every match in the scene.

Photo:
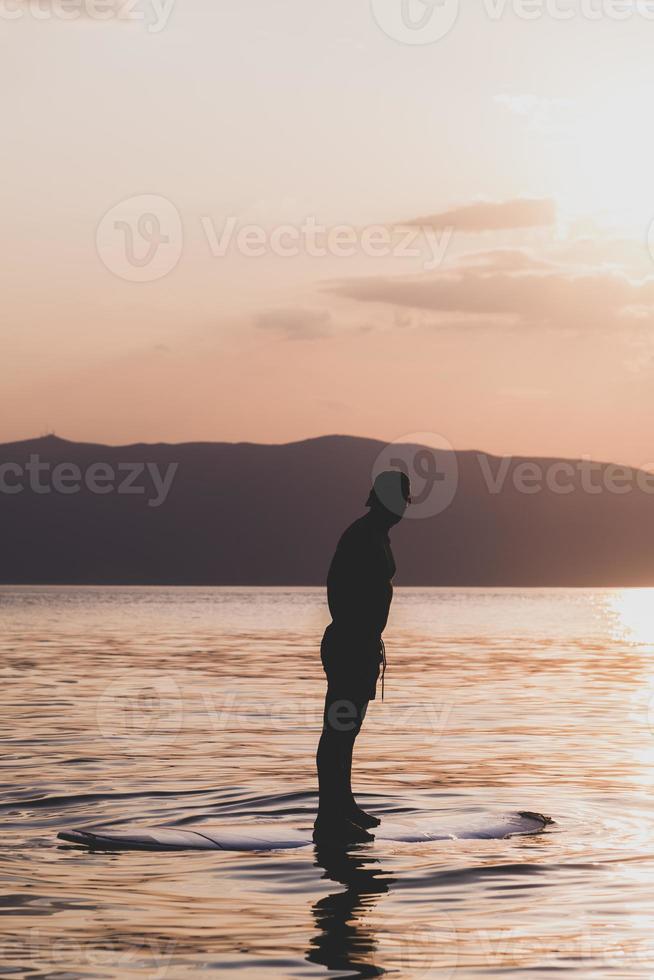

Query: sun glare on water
[607,588,654,646]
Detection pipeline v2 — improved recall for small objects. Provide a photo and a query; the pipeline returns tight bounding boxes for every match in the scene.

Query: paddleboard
[58,811,552,852]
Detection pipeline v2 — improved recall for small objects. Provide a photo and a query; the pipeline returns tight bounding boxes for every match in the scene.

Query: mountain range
[1,433,653,586]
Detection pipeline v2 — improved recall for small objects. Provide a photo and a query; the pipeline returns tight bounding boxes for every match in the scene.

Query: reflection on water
[309,847,392,978]
[2,586,654,977]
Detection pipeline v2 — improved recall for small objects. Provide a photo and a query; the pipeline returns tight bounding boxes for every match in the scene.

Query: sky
[3,0,654,466]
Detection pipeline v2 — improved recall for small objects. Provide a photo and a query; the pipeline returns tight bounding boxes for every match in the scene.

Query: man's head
[365,469,411,526]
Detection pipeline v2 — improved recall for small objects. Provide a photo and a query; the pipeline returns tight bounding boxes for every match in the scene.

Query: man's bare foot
[346,804,380,828]
[312,814,374,845]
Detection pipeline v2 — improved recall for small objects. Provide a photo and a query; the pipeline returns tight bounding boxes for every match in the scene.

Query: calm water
[2,586,654,978]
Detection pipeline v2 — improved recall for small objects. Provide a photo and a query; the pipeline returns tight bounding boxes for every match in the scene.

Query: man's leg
[342,700,367,809]
[316,690,362,816]
[340,701,380,827]
[315,690,374,841]
[315,725,344,817]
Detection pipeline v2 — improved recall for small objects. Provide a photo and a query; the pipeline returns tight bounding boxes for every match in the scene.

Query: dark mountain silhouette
[1,433,654,585]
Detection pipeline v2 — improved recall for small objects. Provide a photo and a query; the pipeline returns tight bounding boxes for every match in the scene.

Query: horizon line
[0,432,650,470]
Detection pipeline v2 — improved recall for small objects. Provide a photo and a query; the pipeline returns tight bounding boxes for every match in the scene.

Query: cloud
[254,308,333,340]
[329,249,654,330]
[402,198,556,232]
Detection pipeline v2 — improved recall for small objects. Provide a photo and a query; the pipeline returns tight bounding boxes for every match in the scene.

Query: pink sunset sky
[3,0,654,466]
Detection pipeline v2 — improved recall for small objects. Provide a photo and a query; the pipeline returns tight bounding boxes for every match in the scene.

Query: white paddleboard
[58,811,551,851]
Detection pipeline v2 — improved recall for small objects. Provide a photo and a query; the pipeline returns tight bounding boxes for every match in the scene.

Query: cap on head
[365,469,411,515]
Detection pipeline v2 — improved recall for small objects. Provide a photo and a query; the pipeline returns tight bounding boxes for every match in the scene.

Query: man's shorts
[320,623,382,704]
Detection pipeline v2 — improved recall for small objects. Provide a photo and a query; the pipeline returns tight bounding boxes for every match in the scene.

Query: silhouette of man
[314,469,411,844]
